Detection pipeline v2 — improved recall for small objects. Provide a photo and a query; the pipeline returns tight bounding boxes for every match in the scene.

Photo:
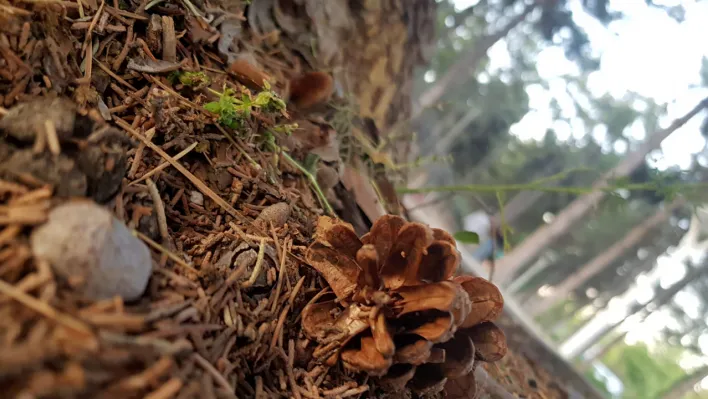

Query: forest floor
[0,1,594,398]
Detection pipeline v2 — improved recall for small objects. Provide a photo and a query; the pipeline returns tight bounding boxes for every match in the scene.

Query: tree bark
[529,198,685,316]
[413,2,537,118]
[659,365,708,399]
[494,98,708,286]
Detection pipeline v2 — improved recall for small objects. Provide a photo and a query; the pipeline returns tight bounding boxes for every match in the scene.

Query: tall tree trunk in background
[443,3,481,36]
[565,263,706,359]
[433,107,482,154]
[659,366,708,399]
[421,111,460,153]
[494,159,565,227]
[494,98,708,286]
[413,2,537,118]
[495,190,546,226]
[579,331,628,371]
[530,199,685,316]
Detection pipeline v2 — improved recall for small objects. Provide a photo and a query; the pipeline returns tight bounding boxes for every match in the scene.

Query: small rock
[189,191,204,206]
[316,164,340,190]
[0,97,77,142]
[30,201,152,301]
[236,249,271,288]
[255,202,291,229]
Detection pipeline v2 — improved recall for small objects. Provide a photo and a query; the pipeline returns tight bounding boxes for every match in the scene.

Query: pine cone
[303,215,507,395]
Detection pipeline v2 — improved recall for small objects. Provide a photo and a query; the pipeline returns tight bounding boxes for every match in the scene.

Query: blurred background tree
[403,0,708,397]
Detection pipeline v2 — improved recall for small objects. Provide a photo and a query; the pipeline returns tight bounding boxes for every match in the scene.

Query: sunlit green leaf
[453,231,480,244]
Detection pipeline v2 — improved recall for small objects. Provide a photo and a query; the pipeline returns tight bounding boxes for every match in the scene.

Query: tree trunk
[578,331,628,371]
[420,110,461,153]
[494,98,708,286]
[659,365,708,399]
[433,107,482,155]
[529,198,685,316]
[413,2,537,118]
[564,262,706,358]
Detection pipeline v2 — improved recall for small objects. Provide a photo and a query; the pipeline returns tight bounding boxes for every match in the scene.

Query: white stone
[189,190,204,206]
[30,201,152,301]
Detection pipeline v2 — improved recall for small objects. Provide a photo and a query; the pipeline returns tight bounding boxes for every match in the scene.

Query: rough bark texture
[495,98,708,286]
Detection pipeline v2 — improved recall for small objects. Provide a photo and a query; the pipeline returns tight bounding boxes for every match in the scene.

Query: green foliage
[453,231,480,244]
[584,369,615,398]
[204,82,286,130]
[204,88,245,129]
[602,343,686,399]
[170,71,211,88]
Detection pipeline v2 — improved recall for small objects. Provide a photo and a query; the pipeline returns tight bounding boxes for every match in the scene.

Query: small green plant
[177,71,210,88]
[253,81,286,114]
[453,231,480,244]
[204,88,245,129]
[205,82,287,129]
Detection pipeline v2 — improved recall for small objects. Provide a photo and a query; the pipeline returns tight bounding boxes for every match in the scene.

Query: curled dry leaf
[302,215,507,395]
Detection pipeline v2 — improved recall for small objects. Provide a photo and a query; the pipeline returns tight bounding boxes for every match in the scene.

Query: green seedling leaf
[453,231,480,244]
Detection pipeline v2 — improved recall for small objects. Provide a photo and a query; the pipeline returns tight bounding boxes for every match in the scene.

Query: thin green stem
[397,182,708,195]
[281,151,335,216]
